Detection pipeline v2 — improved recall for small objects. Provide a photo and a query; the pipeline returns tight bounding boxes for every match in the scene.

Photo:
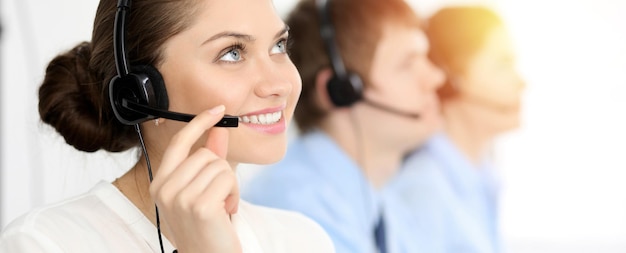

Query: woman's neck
[113,161,157,223]
[114,153,240,218]
[442,101,496,166]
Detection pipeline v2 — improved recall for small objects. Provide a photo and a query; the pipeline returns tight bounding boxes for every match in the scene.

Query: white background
[1,0,625,252]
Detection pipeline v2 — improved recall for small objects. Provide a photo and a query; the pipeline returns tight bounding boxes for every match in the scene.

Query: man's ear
[314,68,335,111]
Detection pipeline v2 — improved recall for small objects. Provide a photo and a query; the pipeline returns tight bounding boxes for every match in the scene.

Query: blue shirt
[389,133,502,253]
[242,130,423,253]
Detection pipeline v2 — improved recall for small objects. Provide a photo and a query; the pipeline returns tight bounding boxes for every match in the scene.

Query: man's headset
[315,0,420,119]
[108,0,238,127]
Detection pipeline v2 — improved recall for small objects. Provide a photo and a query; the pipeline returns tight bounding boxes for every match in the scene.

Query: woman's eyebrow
[202,25,289,45]
[203,32,255,45]
[274,25,290,39]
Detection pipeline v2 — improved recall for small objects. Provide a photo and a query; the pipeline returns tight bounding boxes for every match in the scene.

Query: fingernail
[209,105,225,115]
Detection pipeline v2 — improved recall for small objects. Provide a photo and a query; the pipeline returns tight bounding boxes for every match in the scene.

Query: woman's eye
[219,48,243,62]
[270,39,288,55]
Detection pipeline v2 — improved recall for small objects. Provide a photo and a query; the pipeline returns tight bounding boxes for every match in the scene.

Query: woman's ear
[449,73,465,92]
[314,68,335,111]
[438,72,465,100]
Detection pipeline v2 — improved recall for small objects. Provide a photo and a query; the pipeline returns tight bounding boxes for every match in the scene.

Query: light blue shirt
[390,133,502,253]
[242,130,423,253]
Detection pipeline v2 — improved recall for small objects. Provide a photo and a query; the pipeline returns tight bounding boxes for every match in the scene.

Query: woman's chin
[493,112,521,134]
[235,148,287,165]
[257,154,282,164]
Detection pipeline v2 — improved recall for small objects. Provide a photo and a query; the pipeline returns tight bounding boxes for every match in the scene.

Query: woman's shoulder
[0,181,145,252]
[236,200,335,253]
[3,182,111,231]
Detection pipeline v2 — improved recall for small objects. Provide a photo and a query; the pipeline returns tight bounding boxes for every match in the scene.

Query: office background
[1,0,625,252]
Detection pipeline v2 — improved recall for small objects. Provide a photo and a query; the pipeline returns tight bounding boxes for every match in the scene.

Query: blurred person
[0,0,335,252]
[243,0,444,252]
[390,6,525,253]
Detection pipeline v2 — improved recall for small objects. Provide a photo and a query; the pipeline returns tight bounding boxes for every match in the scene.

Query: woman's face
[359,23,444,151]
[156,0,301,165]
[456,25,525,130]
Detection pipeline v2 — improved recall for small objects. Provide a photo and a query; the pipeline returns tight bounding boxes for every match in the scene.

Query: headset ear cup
[109,73,151,125]
[108,64,170,125]
[131,64,169,110]
[326,73,363,107]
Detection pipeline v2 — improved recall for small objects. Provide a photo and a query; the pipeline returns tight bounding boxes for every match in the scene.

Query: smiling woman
[0,0,334,252]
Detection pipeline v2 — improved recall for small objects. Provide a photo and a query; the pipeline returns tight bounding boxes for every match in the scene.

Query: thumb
[205,123,230,159]
[205,121,238,214]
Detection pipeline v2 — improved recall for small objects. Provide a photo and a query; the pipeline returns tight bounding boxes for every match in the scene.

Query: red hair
[286,0,422,133]
[426,6,504,100]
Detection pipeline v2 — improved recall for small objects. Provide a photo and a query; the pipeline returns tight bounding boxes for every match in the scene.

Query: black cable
[134,124,166,253]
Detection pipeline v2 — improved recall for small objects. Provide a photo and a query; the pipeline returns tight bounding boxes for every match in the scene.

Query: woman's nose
[254,61,293,98]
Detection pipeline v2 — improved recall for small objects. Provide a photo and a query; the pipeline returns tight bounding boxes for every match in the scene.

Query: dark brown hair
[426,6,504,100]
[286,0,421,133]
[38,0,199,152]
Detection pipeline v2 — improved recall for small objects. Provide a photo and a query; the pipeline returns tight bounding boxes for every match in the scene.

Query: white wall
[494,0,626,251]
[1,0,625,252]
[1,0,119,228]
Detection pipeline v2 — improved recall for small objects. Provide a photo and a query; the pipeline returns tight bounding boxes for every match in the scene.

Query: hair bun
[38,42,137,152]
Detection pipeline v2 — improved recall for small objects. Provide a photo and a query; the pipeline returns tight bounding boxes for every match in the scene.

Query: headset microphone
[109,2,238,253]
[122,99,239,127]
[109,0,238,127]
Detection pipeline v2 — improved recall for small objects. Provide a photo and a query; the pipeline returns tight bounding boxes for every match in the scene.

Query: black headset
[315,0,421,119]
[109,0,237,127]
[316,0,363,107]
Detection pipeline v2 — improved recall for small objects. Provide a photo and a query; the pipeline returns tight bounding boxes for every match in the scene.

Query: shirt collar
[424,132,496,196]
[95,181,176,253]
[300,130,383,225]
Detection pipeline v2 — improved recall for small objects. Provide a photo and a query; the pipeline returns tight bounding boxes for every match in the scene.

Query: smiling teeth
[239,111,282,125]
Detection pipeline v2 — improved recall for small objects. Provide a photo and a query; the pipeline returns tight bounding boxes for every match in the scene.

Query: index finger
[159,105,226,177]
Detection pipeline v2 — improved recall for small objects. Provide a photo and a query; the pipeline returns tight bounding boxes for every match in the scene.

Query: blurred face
[156,0,301,165]
[456,25,525,130]
[358,23,444,150]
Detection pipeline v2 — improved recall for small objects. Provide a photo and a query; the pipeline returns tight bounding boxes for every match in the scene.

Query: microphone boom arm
[122,99,239,127]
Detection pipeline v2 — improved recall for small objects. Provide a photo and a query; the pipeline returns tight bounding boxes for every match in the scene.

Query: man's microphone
[362,99,420,119]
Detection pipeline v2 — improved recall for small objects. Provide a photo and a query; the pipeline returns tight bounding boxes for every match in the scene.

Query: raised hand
[150,105,242,253]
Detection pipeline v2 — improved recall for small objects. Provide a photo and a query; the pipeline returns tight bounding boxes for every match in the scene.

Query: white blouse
[0,181,335,253]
